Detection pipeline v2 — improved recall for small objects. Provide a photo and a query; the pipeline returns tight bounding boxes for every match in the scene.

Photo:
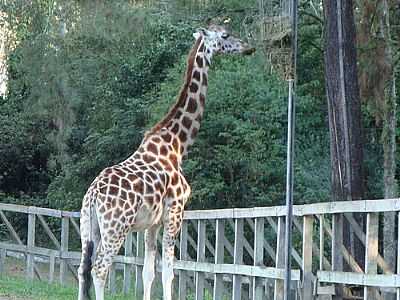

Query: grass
[0,275,134,300]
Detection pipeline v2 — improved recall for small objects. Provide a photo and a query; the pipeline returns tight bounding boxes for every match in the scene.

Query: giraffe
[77,25,255,300]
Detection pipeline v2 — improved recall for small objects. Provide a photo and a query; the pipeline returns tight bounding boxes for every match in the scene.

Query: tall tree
[0,11,10,97]
[358,2,397,296]
[323,0,365,273]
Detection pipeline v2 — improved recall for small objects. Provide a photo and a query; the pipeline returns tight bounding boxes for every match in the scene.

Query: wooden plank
[0,203,80,217]
[178,221,188,300]
[397,212,400,300]
[228,219,254,261]
[253,218,265,300]
[191,219,215,258]
[332,214,343,300]
[0,212,42,278]
[233,218,244,300]
[317,271,400,287]
[318,216,363,273]
[109,263,117,294]
[322,216,363,273]
[0,248,6,275]
[26,213,36,280]
[59,217,69,285]
[274,217,285,300]
[292,217,312,267]
[26,215,79,282]
[319,215,325,271]
[248,218,276,263]
[183,199,400,220]
[195,220,206,300]
[174,260,300,280]
[364,213,379,300]
[0,211,24,244]
[1,198,400,223]
[49,254,55,283]
[135,232,144,299]
[37,215,61,248]
[302,215,313,300]
[344,213,391,274]
[70,217,80,236]
[123,232,133,294]
[213,219,225,300]
[210,221,234,257]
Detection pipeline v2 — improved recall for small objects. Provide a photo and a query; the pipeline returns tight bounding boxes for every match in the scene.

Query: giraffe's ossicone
[77,25,255,300]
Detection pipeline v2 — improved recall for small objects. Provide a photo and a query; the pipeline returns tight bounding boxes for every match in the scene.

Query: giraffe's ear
[193,28,208,39]
[193,32,201,39]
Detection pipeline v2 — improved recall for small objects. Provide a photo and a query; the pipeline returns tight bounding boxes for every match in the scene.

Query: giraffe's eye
[221,33,229,39]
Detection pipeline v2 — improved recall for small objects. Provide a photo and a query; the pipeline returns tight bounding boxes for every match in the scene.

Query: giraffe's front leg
[143,225,161,300]
[161,203,185,300]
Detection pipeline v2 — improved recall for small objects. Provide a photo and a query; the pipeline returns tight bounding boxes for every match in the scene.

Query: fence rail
[1,199,400,300]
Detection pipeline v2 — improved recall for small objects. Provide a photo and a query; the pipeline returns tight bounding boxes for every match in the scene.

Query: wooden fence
[1,199,400,300]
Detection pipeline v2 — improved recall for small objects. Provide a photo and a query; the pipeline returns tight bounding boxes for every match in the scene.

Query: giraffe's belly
[129,202,163,231]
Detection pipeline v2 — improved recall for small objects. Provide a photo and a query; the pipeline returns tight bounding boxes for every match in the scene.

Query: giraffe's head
[193,25,255,56]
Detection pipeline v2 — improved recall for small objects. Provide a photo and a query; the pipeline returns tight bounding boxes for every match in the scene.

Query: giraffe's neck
[147,37,211,158]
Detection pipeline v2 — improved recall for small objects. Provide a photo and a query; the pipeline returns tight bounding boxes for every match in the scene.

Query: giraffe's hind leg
[161,200,186,300]
[143,225,161,300]
[92,233,126,300]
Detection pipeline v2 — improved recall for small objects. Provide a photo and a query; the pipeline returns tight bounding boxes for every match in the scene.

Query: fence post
[178,221,188,300]
[195,220,206,300]
[109,262,117,294]
[319,215,325,271]
[214,219,225,299]
[26,213,36,280]
[332,213,343,300]
[253,217,265,300]
[302,215,313,300]
[397,212,400,300]
[135,232,144,300]
[0,248,6,276]
[364,212,379,300]
[233,218,244,300]
[60,216,69,285]
[49,254,55,284]
[123,232,133,294]
[274,216,285,300]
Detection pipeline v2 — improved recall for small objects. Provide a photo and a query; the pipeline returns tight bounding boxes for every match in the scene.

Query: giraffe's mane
[145,37,203,137]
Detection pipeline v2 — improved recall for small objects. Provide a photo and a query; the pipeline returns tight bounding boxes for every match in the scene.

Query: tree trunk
[381,1,397,298]
[0,12,9,97]
[323,0,365,274]
[357,4,398,298]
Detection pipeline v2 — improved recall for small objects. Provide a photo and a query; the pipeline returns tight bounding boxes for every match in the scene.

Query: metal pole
[284,79,295,300]
[283,0,298,298]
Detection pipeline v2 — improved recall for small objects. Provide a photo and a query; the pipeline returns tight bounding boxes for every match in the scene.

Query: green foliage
[2,0,396,214]
[149,52,329,209]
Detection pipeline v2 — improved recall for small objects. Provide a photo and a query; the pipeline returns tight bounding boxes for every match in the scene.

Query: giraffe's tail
[81,191,99,300]
[82,240,94,300]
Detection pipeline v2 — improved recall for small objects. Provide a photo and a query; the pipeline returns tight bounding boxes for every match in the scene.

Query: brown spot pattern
[162,133,172,143]
[187,98,197,113]
[182,116,192,129]
[171,123,179,134]
[160,145,168,156]
[196,56,203,67]
[193,70,201,82]
[147,143,158,155]
[133,181,144,194]
[169,153,178,170]
[179,131,187,143]
[189,82,198,93]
